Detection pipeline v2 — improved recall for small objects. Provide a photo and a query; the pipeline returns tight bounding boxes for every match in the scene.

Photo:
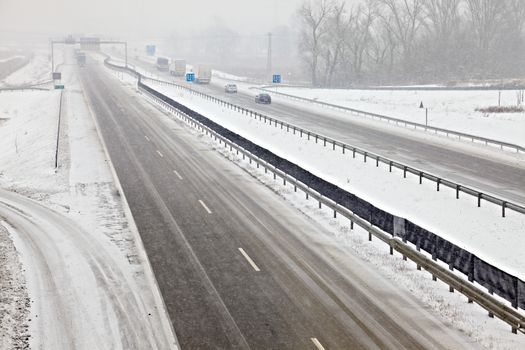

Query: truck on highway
[169,59,186,77]
[195,64,212,84]
[156,57,169,71]
[76,52,86,67]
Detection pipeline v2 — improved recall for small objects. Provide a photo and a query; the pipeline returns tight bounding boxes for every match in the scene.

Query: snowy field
[0,50,56,87]
[107,73,525,349]
[271,87,525,147]
[0,50,177,348]
[146,80,525,281]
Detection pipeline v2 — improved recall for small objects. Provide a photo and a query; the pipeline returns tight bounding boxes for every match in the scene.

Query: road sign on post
[52,72,61,80]
[54,84,65,90]
[272,74,281,84]
[186,72,195,82]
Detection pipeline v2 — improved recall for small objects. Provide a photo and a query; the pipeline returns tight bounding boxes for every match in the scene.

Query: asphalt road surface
[80,57,481,349]
[127,55,525,205]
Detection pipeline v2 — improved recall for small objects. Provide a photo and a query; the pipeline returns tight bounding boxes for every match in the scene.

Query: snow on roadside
[0,90,65,198]
[148,81,525,281]
[0,49,177,349]
[273,87,525,147]
[0,223,30,349]
[1,51,57,87]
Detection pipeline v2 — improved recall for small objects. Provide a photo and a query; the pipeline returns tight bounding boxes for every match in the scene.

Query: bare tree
[297,0,334,86]
[424,0,461,42]
[321,1,354,86]
[378,0,425,74]
[465,0,505,52]
[347,1,378,81]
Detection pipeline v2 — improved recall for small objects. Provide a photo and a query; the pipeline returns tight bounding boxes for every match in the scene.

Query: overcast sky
[0,0,304,38]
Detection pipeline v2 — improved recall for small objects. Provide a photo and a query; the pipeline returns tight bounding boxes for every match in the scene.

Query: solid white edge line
[79,79,181,348]
[156,150,164,158]
[238,248,261,272]
[311,338,326,350]
[145,135,150,142]
[173,170,183,180]
[198,200,212,214]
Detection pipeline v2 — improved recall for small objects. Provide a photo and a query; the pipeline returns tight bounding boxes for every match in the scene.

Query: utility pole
[266,32,272,83]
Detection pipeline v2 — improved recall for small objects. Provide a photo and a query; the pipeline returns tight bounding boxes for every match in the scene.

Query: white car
[224,84,238,93]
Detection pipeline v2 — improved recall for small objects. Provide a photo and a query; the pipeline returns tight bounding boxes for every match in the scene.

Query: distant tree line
[297,0,525,87]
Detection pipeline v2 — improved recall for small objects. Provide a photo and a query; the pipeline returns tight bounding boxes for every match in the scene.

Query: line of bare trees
[297,0,525,87]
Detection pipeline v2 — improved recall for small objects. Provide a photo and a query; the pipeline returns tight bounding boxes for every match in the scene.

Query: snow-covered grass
[0,48,177,348]
[272,87,525,147]
[147,81,525,282]
[1,50,57,87]
[0,90,64,195]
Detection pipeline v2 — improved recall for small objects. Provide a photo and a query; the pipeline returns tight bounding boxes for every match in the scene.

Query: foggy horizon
[0,0,303,39]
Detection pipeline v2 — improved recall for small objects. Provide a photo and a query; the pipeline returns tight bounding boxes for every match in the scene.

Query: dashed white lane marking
[156,150,164,158]
[310,338,325,350]
[238,248,261,272]
[145,135,150,142]
[311,338,326,350]
[173,170,183,180]
[198,200,212,214]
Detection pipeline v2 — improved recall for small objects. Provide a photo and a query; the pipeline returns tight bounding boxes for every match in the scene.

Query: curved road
[84,57,480,349]
[0,189,175,349]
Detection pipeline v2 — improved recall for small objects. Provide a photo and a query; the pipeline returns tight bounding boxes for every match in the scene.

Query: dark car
[255,93,271,104]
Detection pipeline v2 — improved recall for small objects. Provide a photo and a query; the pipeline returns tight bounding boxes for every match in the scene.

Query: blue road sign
[146,45,156,56]
[186,72,195,82]
[272,74,281,84]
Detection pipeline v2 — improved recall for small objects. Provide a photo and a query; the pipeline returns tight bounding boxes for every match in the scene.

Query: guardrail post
[419,173,423,184]
[376,157,379,167]
[353,148,356,158]
[389,161,393,172]
[403,166,407,178]
[437,178,441,191]
[319,200,322,209]
[324,138,326,147]
[333,141,336,150]
[342,145,345,154]
[477,193,482,207]
[502,202,506,217]
[333,210,337,218]
[456,185,460,199]
[364,152,367,163]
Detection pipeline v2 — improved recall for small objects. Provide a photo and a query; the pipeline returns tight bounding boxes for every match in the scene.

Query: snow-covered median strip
[146,81,525,282]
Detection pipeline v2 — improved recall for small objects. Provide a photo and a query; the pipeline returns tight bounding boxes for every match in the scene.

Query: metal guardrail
[102,57,525,334]
[139,85,525,335]
[254,87,525,154]
[135,74,525,217]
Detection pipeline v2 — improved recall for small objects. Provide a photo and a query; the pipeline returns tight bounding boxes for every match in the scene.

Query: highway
[81,58,479,348]
[126,55,525,205]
